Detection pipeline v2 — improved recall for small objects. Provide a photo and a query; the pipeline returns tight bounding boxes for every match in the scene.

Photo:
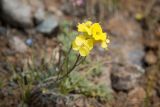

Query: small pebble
[145,51,157,65]
[25,38,33,46]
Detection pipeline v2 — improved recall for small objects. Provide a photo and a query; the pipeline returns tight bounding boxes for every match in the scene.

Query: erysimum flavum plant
[10,21,110,105]
[57,21,110,81]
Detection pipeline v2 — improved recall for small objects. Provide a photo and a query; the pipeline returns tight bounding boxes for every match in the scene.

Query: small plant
[58,64,112,101]
[57,20,111,101]
[57,20,109,80]
[11,20,111,105]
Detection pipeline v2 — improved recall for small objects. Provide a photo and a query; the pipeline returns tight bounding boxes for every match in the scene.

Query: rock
[25,38,33,47]
[107,14,142,41]
[0,26,7,35]
[9,36,28,53]
[43,0,63,17]
[154,26,160,38]
[36,15,59,35]
[34,8,46,24]
[145,39,159,49]
[145,51,157,65]
[123,43,144,66]
[29,89,102,107]
[108,37,144,66]
[106,14,145,67]
[111,64,144,91]
[61,0,84,16]
[112,92,128,107]
[0,0,33,28]
[127,87,146,107]
[0,86,20,107]
[28,0,46,25]
[101,67,112,88]
[104,13,146,92]
[95,66,112,91]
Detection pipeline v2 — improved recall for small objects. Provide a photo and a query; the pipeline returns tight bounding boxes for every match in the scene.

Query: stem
[57,54,81,82]
[69,54,81,72]
[76,56,86,66]
[56,46,72,81]
[59,46,72,71]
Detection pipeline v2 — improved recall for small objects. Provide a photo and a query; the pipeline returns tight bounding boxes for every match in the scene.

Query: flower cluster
[72,21,110,56]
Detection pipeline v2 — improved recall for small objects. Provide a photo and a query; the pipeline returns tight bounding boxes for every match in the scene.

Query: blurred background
[0,0,160,107]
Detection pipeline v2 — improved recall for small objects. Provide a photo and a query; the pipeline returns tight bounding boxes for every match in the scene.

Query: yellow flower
[77,21,92,35]
[72,21,110,56]
[91,23,110,49]
[91,23,104,40]
[72,35,93,56]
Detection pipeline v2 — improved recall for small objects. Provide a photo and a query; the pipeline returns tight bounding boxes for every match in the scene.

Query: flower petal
[79,46,89,56]
[72,40,79,51]
[91,23,102,34]
[75,35,86,46]
[101,33,107,41]
[85,21,92,26]
[101,41,108,49]
[106,39,110,43]
[86,39,93,50]
[77,21,92,35]
[78,23,85,32]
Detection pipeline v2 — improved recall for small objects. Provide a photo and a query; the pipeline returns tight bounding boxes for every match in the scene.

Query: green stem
[59,46,72,71]
[56,46,72,81]
[57,54,81,82]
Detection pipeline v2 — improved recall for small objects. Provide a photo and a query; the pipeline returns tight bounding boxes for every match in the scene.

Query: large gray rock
[107,14,145,67]
[34,7,46,24]
[29,89,104,107]
[36,15,59,35]
[105,14,145,91]
[0,0,33,28]
[29,0,46,24]
[111,64,144,91]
